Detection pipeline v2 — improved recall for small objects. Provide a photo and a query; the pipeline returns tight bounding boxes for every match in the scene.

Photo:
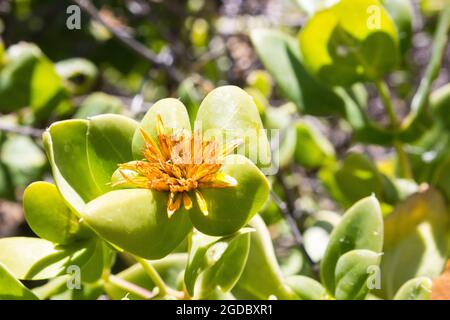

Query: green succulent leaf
[334,153,384,205]
[250,29,346,116]
[0,237,96,280]
[0,263,39,300]
[44,119,99,212]
[194,86,271,169]
[23,181,91,244]
[334,249,381,300]
[378,188,449,298]
[321,195,383,295]
[44,115,137,212]
[79,240,106,283]
[73,92,124,119]
[299,0,399,86]
[232,215,297,300]
[285,275,328,300]
[55,58,98,96]
[294,121,335,169]
[189,154,270,236]
[132,98,191,159]
[86,114,138,193]
[184,229,251,298]
[393,277,432,300]
[82,189,192,260]
[1,135,46,188]
[0,42,70,122]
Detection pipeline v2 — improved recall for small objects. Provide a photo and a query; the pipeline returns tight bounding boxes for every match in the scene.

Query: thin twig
[107,275,155,300]
[270,189,318,276]
[0,122,44,138]
[72,0,182,83]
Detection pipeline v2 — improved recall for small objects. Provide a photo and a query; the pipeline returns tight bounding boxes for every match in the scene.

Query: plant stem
[375,80,399,128]
[404,4,450,128]
[375,80,412,179]
[134,256,169,297]
[0,121,44,138]
[107,275,155,300]
[271,175,319,278]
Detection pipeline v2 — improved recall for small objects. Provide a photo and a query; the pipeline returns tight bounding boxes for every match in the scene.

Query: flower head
[113,115,241,218]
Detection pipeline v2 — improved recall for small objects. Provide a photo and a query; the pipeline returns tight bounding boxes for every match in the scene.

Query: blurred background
[0,0,448,278]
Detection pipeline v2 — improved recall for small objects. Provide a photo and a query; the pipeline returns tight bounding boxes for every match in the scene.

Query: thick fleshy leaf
[194,86,271,169]
[299,0,399,86]
[184,230,251,298]
[0,43,69,122]
[0,237,96,280]
[378,188,449,298]
[393,277,432,300]
[82,189,192,259]
[294,121,335,169]
[320,153,384,207]
[55,58,98,95]
[73,92,125,119]
[86,114,137,193]
[250,29,346,116]
[0,263,39,300]
[321,196,383,295]
[1,135,46,188]
[104,253,187,300]
[23,181,90,244]
[44,115,137,212]
[232,215,297,300]
[285,275,328,300]
[79,240,106,283]
[334,153,383,205]
[132,98,191,159]
[189,154,270,236]
[334,249,381,300]
[44,119,98,212]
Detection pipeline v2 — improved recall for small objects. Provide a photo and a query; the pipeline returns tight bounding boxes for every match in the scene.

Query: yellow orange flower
[113,115,241,218]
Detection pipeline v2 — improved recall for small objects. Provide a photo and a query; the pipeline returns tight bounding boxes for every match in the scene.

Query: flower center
[113,115,240,218]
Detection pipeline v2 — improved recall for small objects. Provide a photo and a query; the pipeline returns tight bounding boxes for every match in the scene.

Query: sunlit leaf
[378,187,449,298]
[321,196,383,295]
[0,237,96,280]
[299,0,399,86]
[0,263,39,300]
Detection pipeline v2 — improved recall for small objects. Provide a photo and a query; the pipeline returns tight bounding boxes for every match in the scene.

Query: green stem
[106,274,155,300]
[375,80,412,179]
[394,141,412,179]
[375,80,399,128]
[409,4,450,116]
[401,4,450,138]
[134,256,169,297]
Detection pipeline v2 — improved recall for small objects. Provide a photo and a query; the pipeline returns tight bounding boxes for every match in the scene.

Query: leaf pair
[184,230,251,298]
[321,196,384,300]
[40,86,270,260]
